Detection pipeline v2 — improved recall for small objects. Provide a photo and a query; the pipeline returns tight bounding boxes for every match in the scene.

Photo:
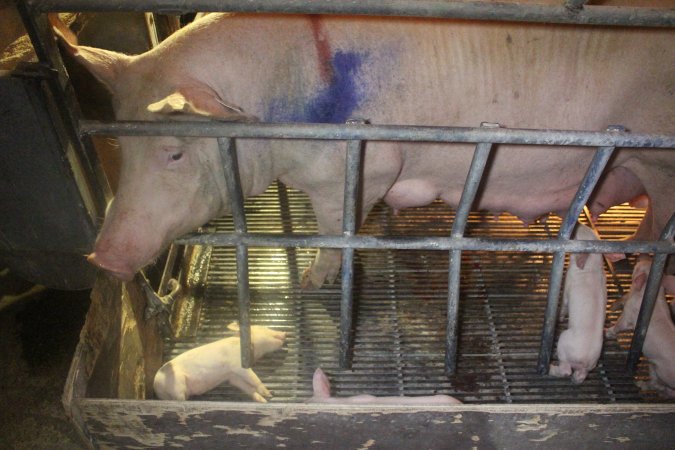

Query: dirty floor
[0,269,88,450]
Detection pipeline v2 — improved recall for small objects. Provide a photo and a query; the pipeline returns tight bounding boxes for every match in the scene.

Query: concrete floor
[0,270,88,450]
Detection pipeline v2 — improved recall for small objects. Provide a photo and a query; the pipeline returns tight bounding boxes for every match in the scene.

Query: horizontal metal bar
[174,233,674,254]
[28,0,675,27]
[79,120,675,149]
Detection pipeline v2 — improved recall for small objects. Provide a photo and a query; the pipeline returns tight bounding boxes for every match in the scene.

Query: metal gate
[18,0,675,384]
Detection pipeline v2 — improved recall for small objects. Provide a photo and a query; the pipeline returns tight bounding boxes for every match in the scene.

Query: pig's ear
[312,368,331,398]
[147,87,259,122]
[227,322,240,332]
[50,14,130,91]
[633,272,648,290]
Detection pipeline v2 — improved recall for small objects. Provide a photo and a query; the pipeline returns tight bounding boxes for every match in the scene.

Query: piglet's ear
[147,86,258,122]
[50,13,131,92]
[574,254,589,270]
[633,272,648,291]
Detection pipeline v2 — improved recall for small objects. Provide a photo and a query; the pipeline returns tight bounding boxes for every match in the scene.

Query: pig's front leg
[300,197,349,290]
[301,249,342,290]
[228,368,272,403]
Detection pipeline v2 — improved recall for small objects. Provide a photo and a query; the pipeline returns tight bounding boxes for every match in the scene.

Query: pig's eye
[171,152,184,161]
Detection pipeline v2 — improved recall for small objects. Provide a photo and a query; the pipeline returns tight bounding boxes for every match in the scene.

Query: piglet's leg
[229,369,271,403]
[549,362,572,378]
[571,368,589,384]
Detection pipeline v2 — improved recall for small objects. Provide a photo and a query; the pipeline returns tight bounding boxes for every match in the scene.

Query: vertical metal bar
[16,4,109,215]
[339,119,366,369]
[446,123,497,375]
[217,137,251,368]
[627,214,675,374]
[537,133,618,374]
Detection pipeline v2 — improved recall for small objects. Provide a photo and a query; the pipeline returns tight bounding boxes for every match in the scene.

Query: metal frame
[26,0,675,27]
[19,1,675,379]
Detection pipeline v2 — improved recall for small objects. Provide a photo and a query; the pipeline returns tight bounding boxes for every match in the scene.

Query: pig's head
[53,20,256,280]
[227,322,287,360]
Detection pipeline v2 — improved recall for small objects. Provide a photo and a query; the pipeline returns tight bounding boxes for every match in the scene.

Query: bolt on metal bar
[626,213,675,374]
[446,123,498,376]
[27,0,675,27]
[565,0,587,12]
[537,140,616,375]
[339,119,366,369]
[80,120,675,149]
[217,137,252,368]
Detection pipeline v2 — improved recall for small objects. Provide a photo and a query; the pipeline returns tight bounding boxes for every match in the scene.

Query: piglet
[549,224,608,384]
[308,368,462,405]
[153,322,286,402]
[605,259,675,398]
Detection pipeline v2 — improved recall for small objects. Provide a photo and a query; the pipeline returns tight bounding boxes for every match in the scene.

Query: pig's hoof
[300,267,323,290]
[257,385,272,398]
[253,392,268,403]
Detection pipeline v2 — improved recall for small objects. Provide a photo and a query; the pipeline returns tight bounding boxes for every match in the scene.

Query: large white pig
[605,259,675,398]
[153,322,286,402]
[308,368,462,405]
[549,224,608,384]
[52,10,674,286]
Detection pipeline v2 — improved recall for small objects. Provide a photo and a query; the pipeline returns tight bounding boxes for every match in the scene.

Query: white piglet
[153,322,286,402]
[549,224,608,384]
[308,368,462,405]
[605,259,675,398]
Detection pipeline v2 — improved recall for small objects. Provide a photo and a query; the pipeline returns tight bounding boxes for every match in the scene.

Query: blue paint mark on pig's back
[265,50,366,123]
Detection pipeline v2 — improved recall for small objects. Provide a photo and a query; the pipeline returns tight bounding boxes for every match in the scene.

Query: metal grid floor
[165,181,670,404]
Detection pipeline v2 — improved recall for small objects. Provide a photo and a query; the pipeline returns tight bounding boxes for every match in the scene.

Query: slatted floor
[164,181,671,404]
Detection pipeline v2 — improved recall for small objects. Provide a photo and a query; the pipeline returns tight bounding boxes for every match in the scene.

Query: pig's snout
[87,252,136,281]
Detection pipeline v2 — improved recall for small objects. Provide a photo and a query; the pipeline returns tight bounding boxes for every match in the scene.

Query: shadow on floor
[0,269,89,449]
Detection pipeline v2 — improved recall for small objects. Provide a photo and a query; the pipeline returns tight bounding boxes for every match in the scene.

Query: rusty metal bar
[537,142,616,375]
[16,2,109,217]
[446,123,497,375]
[27,0,675,27]
[217,137,252,368]
[80,120,675,149]
[339,119,366,369]
[174,233,674,254]
[627,214,675,374]
[565,0,587,12]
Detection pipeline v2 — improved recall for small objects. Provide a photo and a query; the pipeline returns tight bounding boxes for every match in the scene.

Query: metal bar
[158,244,180,296]
[340,120,366,369]
[27,0,675,27]
[79,120,675,149]
[17,3,109,218]
[627,214,675,374]
[217,137,251,368]
[446,123,497,375]
[537,143,616,375]
[173,233,674,254]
